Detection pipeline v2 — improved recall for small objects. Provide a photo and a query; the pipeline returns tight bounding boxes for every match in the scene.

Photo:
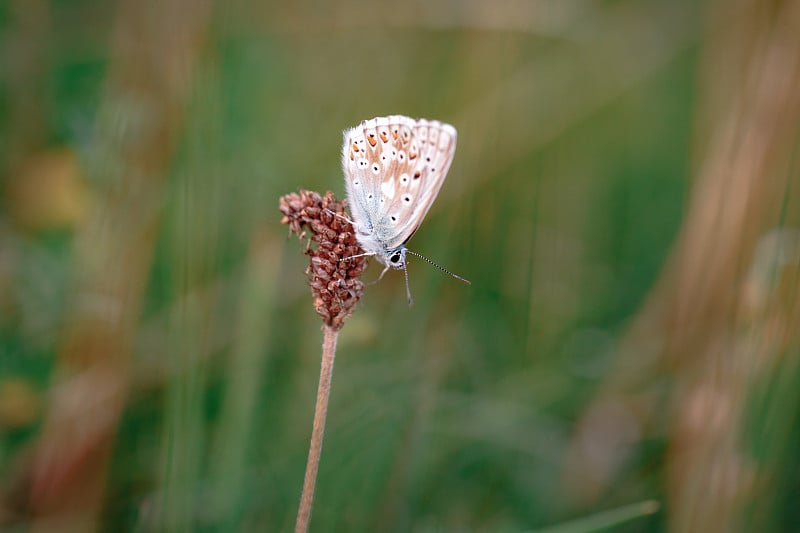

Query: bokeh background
[2,0,800,531]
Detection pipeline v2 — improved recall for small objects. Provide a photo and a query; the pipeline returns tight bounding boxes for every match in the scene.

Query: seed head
[279,190,368,330]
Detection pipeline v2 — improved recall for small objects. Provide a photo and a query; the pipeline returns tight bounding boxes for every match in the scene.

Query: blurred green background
[1,0,800,531]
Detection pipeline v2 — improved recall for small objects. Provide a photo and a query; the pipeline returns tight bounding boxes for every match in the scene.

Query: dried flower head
[280,190,368,330]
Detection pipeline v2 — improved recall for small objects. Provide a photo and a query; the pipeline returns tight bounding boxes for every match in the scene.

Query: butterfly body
[342,115,457,270]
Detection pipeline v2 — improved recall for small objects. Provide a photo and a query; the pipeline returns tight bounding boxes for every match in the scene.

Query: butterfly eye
[390,251,402,264]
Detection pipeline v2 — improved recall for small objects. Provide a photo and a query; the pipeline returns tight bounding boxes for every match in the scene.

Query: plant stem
[295,325,339,533]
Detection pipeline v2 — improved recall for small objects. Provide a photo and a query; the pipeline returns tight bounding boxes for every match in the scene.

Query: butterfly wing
[342,115,457,252]
[341,116,401,255]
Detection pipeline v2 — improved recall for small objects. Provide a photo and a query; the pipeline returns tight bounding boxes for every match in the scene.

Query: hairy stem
[295,325,339,533]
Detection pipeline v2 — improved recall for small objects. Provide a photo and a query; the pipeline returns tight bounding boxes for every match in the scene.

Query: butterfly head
[385,246,408,270]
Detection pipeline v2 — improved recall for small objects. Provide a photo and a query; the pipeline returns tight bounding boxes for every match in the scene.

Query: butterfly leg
[366,264,391,287]
[324,208,356,226]
[343,251,375,261]
[402,263,413,307]
[376,264,391,281]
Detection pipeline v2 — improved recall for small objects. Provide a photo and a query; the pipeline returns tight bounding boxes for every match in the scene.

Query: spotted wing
[342,115,457,251]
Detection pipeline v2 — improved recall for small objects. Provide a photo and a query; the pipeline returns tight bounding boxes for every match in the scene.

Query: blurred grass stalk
[209,231,281,530]
[530,499,660,533]
[565,0,800,531]
[22,0,212,531]
[666,1,800,530]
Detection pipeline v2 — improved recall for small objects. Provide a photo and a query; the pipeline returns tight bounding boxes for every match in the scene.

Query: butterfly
[341,115,470,305]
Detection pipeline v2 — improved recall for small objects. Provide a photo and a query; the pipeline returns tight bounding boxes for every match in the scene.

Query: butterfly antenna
[403,262,414,307]
[406,250,471,285]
